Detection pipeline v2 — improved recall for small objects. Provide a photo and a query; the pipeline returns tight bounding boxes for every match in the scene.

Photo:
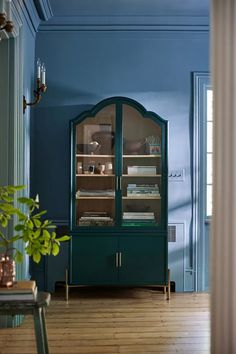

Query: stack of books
[127,184,160,197]
[127,166,157,175]
[122,212,156,225]
[78,212,114,226]
[76,189,115,198]
[0,280,37,301]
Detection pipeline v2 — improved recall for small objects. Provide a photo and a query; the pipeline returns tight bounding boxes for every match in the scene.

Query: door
[70,235,118,284]
[118,235,166,284]
[121,103,167,230]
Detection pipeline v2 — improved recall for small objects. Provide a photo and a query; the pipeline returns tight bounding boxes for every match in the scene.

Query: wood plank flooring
[0,287,210,354]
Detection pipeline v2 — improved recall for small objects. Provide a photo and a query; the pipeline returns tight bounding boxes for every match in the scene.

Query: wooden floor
[0,287,210,354]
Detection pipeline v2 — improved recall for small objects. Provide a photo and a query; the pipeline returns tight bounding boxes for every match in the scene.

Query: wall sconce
[23,59,47,113]
[0,0,14,33]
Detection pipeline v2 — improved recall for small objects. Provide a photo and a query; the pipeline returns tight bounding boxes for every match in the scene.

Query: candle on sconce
[41,63,46,85]
[5,0,11,21]
[36,58,41,79]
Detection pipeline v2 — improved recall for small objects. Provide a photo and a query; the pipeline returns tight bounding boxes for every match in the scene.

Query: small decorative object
[77,162,83,174]
[0,185,70,287]
[82,164,89,174]
[0,254,15,287]
[91,131,115,155]
[123,138,146,154]
[88,161,96,174]
[145,135,161,154]
[105,162,113,174]
[98,163,106,174]
[89,141,100,154]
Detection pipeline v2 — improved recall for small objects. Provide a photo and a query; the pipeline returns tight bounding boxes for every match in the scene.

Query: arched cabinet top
[71,96,168,127]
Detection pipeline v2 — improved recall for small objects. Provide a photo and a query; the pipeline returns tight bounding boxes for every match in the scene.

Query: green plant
[0,185,70,263]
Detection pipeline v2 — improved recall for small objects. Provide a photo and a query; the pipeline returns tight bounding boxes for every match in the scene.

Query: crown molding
[21,0,40,36]
[33,0,53,21]
[38,15,209,32]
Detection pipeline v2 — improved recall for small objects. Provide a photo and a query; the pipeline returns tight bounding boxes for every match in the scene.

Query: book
[127,166,157,175]
[0,280,37,301]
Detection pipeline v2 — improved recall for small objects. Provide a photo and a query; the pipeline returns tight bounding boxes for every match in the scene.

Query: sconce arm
[23,83,47,114]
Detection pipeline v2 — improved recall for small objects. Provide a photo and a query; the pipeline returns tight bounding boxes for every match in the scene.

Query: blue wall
[32,13,209,290]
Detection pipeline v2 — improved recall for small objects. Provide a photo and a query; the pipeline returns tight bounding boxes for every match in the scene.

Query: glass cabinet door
[75,104,116,227]
[122,104,163,227]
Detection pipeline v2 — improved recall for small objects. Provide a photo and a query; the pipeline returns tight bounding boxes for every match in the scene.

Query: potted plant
[0,185,70,286]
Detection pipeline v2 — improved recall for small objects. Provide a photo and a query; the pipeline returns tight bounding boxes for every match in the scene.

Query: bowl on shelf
[123,139,146,154]
[77,142,100,154]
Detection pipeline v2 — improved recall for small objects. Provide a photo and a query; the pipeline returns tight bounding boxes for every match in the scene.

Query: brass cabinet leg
[66,283,69,302]
[163,285,166,295]
[167,269,171,300]
[65,269,69,302]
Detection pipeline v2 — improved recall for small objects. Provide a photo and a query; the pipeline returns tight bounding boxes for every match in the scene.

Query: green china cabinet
[68,97,169,299]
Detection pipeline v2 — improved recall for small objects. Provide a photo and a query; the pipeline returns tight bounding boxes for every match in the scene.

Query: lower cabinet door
[70,236,118,285]
[118,235,167,285]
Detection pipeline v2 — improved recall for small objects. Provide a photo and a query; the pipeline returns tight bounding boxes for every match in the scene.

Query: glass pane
[207,89,213,122]
[207,121,213,153]
[206,184,212,217]
[75,104,116,226]
[206,88,213,217]
[122,104,162,227]
[207,153,213,184]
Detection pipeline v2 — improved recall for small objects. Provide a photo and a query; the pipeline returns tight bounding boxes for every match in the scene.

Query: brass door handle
[116,177,122,190]
[116,252,119,267]
[119,176,122,190]
[119,252,122,267]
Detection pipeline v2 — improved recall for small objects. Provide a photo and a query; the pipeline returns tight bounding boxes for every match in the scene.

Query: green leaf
[8,185,25,191]
[32,251,41,263]
[0,203,17,212]
[56,235,71,242]
[10,235,21,243]
[40,247,48,255]
[1,195,13,202]
[17,197,32,204]
[32,210,47,218]
[27,219,34,230]
[14,250,23,263]
[33,219,41,228]
[34,229,41,238]
[1,216,8,227]
[45,225,56,229]
[42,229,51,240]
[14,224,25,231]
[52,243,59,256]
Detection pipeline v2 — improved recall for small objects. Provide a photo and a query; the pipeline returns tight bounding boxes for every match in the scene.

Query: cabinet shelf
[76,174,115,177]
[122,174,161,177]
[123,154,161,158]
[76,197,115,200]
[123,196,161,200]
[76,154,115,158]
